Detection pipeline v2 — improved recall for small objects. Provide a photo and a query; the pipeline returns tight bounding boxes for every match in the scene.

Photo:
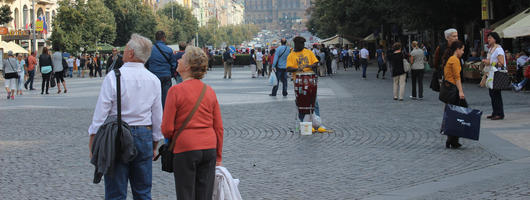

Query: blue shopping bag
[441,104,482,140]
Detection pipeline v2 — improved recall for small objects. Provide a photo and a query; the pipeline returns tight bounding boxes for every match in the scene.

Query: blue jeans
[25,70,35,89]
[159,76,172,108]
[68,67,73,77]
[104,126,153,200]
[361,59,368,78]
[299,99,320,122]
[271,68,288,96]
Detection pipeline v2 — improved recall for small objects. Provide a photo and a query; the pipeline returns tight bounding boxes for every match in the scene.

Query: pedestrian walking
[270,38,290,96]
[256,48,264,77]
[376,45,387,79]
[410,41,425,100]
[319,46,327,77]
[331,46,338,74]
[360,45,370,79]
[268,48,275,77]
[481,32,506,121]
[94,53,103,77]
[341,46,349,71]
[52,49,67,93]
[88,34,163,200]
[67,55,75,78]
[106,48,124,73]
[442,40,467,149]
[39,47,53,95]
[222,47,233,79]
[24,51,37,90]
[353,47,360,71]
[391,42,406,101]
[89,54,95,77]
[3,51,18,99]
[161,46,224,200]
[250,49,257,78]
[16,53,26,96]
[262,49,269,76]
[146,31,177,108]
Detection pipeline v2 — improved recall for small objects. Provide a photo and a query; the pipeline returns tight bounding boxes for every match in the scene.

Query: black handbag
[439,80,458,104]
[50,72,56,88]
[4,60,19,79]
[430,70,441,92]
[493,71,511,90]
[154,83,208,173]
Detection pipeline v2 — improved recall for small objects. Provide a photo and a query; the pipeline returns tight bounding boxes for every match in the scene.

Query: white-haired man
[88,33,163,199]
[431,28,459,91]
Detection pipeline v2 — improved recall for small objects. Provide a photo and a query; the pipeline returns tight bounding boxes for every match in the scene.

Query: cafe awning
[0,41,29,54]
[320,35,353,46]
[493,8,530,38]
[362,34,376,41]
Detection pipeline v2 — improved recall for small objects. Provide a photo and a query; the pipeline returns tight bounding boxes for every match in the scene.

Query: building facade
[244,0,310,30]
[157,0,244,27]
[1,0,58,52]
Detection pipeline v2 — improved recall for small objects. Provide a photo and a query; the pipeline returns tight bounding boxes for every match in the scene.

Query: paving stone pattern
[1,65,529,199]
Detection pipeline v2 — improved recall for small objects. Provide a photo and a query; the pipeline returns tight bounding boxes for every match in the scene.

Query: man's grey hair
[127,33,153,63]
[444,28,458,39]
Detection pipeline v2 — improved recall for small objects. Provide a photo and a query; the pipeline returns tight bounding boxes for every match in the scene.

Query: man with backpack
[146,31,177,108]
[222,47,234,79]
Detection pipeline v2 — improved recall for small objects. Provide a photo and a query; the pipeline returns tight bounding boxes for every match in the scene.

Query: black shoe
[24,84,28,90]
[491,116,504,120]
[376,74,379,79]
[486,115,493,119]
[446,142,451,148]
[451,143,462,149]
[269,94,276,96]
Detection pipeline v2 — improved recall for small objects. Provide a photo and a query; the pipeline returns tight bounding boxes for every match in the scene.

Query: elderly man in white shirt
[88,33,163,200]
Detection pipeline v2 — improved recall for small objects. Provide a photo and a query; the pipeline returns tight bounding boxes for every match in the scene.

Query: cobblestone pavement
[1,65,529,199]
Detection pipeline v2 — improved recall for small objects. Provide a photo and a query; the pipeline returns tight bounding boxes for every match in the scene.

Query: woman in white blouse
[481,32,506,120]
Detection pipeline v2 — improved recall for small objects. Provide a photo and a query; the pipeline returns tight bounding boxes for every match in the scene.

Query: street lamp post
[32,0,36,54]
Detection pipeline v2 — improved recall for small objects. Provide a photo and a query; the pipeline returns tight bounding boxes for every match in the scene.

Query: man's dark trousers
[24,70,35,89]
[271,68,288,96]
[160,76,172,108]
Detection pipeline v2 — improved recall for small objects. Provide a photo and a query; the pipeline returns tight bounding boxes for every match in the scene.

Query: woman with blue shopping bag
[440,40,467,149]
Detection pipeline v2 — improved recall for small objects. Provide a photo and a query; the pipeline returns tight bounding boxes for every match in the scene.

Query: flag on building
[37,15,48,34]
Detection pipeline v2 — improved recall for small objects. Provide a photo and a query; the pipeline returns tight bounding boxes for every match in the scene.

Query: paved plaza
[1,65,530,199]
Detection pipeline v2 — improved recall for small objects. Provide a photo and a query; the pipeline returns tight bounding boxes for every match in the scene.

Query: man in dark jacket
[146,31,177,108]
[106,48,124,73]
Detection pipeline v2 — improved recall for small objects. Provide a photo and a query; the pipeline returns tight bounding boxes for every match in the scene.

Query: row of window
[245,0,303,10]
[11,5,54,30]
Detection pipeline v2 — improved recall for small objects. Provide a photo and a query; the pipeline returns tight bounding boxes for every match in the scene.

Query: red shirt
[161,79,223,162]
[27,55,37,71]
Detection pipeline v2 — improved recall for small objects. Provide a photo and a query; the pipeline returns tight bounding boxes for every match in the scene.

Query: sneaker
[409,96,417,100]
[418,97,423,100]
[317,127,328,133]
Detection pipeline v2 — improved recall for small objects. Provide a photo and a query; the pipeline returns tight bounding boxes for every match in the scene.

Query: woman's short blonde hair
[183,46,209,79]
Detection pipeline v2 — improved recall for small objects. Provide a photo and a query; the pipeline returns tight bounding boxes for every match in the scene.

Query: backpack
[224,52,233,64]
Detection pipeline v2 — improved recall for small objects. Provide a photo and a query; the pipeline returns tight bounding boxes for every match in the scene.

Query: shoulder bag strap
[114,69,122,134]
[154,44,174,68]
[168,83,208,151]
[274,47,288,68]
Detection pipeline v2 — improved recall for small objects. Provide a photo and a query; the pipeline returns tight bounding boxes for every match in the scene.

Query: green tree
[105,0,157,46]
[0,5,13,25]
[158,2,198,43]
[50,0,85,53]
[84,0,116,48]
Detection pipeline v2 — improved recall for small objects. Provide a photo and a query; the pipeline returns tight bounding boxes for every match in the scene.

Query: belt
[130,125,152,130]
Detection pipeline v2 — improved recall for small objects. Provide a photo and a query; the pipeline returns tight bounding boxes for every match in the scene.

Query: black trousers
[489,89,504,117]
[173,149,216,200]
[41,73,50,93]
[326,60,332,75]
[95,67,102,77]
[411,69,424,98]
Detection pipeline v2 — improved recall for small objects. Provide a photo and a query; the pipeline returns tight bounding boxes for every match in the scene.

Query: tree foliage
[0,5,13,25]
[104,0,157,46]
[50,0,115,53]
[307,0,529,42]
[198,18,259,48]
[158,2,198,43]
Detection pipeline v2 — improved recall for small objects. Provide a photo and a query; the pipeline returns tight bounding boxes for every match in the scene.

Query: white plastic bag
[486,66,497,89]
[311,114,322,128]
[268,72,277,86]
[213,166,242,200]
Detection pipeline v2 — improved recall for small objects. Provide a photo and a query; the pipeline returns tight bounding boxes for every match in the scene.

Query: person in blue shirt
[341,47,349,71]
[146,31,177,108]
[270,38,291,96]
[174,41,186,83]
[353,47,360,71]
